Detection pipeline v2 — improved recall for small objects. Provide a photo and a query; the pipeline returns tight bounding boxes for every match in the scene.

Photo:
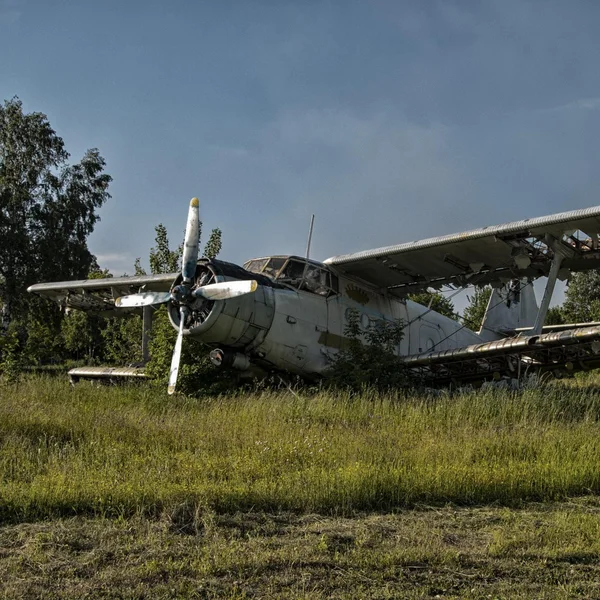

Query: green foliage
[60,311,102,362]
[326,309,409,391]
[545,305,566,326]
[563,271,600,323]
[100,316,143,365]
[0,324,22,382]
[145,307,236,396]
[133,257,146,276]
[149,224,180,275]
[407,291,456,319]
[203,227,222,259]
[56,266,116,364]
[22,314,63,365]
[0,97,111,324]
[463,286,492,332]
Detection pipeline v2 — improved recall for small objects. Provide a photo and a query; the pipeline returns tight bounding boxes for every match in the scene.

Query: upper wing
[324,205,600,295]
[27,273,176,314]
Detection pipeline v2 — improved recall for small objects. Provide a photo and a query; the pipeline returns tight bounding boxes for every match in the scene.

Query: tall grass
[2,376,600,522]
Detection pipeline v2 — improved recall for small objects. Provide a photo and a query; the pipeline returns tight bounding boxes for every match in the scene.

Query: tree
[0,97,111,328]
[407,291,456,320]
[0,323,21,382]
[545,305,566,325]
[462,286,492,332]
[562,271,600,323]
[203,228,222,260]
[149,223,180,275]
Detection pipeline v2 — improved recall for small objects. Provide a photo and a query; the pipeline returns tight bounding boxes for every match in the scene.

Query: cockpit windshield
[262,257,287,278]
[243,256,287,277]
[243,256,339,296]
[243,258,268,274]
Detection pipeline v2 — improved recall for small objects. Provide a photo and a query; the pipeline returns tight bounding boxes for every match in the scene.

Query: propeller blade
[167,307,187,395]
[181,197,200,283]
[115,291,171,308]
[193,280,258,301]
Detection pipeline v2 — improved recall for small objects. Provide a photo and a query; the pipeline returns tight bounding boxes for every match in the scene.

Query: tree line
[0,98,597,393]
[0,97,228,392]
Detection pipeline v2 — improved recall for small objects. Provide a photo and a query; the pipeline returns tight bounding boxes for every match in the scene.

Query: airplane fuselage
[171,257,482,377]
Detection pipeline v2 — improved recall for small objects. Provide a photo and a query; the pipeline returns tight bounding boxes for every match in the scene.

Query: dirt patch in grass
[3,499,600,599]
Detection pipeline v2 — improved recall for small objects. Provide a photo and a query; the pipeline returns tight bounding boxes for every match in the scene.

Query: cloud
[0,0,21,25]
[548,97,600,112]
[222,108,472,260]
[95,253,138,276]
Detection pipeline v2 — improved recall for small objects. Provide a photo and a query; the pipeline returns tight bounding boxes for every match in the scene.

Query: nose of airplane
[167,259,276,351]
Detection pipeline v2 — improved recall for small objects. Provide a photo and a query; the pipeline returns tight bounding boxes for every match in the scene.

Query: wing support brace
[142,305,154,364]
[531,239,572,335]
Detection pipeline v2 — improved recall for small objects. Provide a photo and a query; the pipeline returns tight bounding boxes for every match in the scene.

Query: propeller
[114,198,258,395]
[115,291,171,308]
[115,280,258,308]
[168,306,187,395]
[193,279,257,300]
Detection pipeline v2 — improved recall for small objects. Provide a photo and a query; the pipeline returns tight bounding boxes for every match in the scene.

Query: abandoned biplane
[28,198,600,392]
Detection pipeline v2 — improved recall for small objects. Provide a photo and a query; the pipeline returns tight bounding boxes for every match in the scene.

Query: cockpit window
[278,259,306,285]
[243,258,268,274]
[278,259,337,297]
[244,256,338,297]
[262,257,287,278]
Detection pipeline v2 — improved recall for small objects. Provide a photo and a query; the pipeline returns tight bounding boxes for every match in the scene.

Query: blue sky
[3,0,600,307]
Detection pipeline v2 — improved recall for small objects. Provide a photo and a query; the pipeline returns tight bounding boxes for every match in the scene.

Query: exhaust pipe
[210,349,250,371]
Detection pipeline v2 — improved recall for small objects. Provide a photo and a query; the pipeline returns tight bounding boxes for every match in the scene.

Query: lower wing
[404,325,600,385]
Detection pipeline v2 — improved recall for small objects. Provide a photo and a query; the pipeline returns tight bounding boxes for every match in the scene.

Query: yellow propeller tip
[190,197,199,207]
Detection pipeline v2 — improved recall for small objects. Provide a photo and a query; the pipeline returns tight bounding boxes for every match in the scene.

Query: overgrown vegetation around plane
[325,309,411,391]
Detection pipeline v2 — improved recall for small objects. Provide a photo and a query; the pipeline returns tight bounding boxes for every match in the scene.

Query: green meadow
[3,375,600,597]
[2,376,600,519]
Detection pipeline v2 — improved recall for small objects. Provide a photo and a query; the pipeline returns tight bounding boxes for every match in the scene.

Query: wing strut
[142,305,154,364]
[531,239,571,335]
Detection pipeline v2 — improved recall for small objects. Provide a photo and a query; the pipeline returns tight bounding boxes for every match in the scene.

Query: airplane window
[304,266,329,296]
[262,257,287,278]
[330,274,339,293]
[243,258,268,274]
[255,257,338,297]
[278,260,306,285]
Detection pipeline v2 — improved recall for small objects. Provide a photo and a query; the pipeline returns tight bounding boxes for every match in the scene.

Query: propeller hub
[167,262,220,334]
[170,284,192,304]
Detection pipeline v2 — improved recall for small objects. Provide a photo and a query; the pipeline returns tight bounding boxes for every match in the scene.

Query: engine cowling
[167,259,276,351]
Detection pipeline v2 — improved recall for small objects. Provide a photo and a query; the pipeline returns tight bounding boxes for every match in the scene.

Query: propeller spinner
[115,198,258,394]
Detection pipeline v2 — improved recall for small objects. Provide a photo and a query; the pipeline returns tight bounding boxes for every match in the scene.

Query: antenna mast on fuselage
[305,214,315,261]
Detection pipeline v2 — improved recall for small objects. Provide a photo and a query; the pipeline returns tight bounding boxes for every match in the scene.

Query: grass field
[3,501,600,599]
[3,375,600,597]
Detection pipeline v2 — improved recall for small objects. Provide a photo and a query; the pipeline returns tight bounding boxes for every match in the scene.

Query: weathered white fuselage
[174,257,481,378]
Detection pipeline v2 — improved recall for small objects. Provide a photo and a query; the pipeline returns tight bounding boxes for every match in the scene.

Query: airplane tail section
[479,280,539,340]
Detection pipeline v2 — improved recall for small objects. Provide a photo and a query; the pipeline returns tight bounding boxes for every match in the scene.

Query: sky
[3,0,600,310]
